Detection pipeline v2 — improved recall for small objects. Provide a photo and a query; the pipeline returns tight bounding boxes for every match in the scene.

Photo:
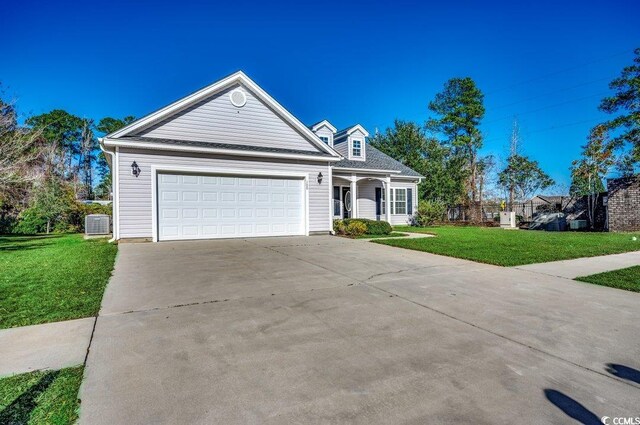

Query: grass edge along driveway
[0,366,83,425]
[576,266,640,293]
[0,234,117,329]
[376,226,640,267]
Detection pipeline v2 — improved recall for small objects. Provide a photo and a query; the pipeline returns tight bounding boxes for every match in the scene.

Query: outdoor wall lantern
[131,161,141,177]
[317,172,323,184]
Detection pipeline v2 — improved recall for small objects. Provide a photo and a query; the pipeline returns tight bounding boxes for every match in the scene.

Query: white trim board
[104,138,340,162]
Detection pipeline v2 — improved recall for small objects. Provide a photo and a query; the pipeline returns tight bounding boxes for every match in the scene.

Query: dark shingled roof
[333,144,424,177]
[333,125,359,141]
[119,136,335,158]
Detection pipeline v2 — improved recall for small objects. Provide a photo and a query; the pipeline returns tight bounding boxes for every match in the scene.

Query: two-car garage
[156,172,306,241]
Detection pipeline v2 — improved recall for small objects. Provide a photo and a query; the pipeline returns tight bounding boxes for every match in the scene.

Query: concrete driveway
[80,236,640,424]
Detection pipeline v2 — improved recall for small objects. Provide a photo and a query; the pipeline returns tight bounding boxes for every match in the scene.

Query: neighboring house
[520,195,574,219]
[99,71,423,242]
[607,175,640,232]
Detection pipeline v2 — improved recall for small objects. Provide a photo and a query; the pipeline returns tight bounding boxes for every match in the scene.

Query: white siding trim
[104,138,340,162]
[115,147,120,240]
[334,168,400,174]
[327,163,333,232]
[150,165,309,242]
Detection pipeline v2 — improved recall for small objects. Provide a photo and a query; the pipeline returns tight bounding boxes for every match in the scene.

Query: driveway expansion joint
[363,281,640,391]
[256,239,640,391]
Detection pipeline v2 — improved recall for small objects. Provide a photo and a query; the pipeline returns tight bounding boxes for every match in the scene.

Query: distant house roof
[530,195,571,204]
[333,144,423,178]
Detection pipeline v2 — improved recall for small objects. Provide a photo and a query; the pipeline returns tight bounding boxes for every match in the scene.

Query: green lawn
[0,366,83,425]
[356,232,409,239]
[375,226,640,267]
[0,234,117,329]
[576,266,640,292]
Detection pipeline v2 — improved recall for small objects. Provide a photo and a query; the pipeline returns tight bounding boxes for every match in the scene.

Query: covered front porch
[332,173,392,222]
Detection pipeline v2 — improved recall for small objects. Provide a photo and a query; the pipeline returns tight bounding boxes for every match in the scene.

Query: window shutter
[375,188,381,217]
[407,188,413,215]
[333,186,340,216]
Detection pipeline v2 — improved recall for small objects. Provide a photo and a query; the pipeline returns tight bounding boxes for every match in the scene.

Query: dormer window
[319,136,329,145]
[352,140,362,157]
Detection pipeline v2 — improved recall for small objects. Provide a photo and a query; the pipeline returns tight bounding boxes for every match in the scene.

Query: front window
[352,140,362,157]
[320,136,329,145]
[393,188,406,214]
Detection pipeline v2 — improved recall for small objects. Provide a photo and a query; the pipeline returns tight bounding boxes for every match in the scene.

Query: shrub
[414,200,446,226]
[345,221,367,236]
[343,218,392,235]
[333,219,346,235]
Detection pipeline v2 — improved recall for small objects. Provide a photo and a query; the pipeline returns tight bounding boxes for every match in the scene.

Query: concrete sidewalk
[0,317,94,376]
[514,250,640,279]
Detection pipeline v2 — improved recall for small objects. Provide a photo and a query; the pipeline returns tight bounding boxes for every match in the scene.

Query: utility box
[85,214,110,235]
[569,219,588,230]
[500,211,516,229]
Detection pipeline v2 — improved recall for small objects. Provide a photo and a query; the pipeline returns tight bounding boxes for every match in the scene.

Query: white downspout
[99,138,117,243]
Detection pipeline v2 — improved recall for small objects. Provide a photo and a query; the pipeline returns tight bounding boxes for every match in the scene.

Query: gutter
[98,138,117,243]
[103,138,341,162]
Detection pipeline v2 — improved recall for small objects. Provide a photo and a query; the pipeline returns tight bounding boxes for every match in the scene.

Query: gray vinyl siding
[313,126,334,147]
[117,148,331,239]
[136,84,320,153]
[390,180,418,225]
[357,180,382,220]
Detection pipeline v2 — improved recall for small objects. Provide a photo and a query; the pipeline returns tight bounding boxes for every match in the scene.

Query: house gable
[105,71,339,157]
[136,83,322,152]
[334,124,369,161]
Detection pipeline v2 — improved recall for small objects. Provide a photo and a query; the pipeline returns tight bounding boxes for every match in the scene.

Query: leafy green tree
[96,116,135,135]
[370,120,466,205]
[599,47,640,162]
[421,139,467,205]
[570,125,615,229]
[498,154,554,202]
[94,116,135,199]
[615,153,637,177]
[370,120,427,174]
[426,77,485,206]
[26,110,83,175]
[18,176,73,234]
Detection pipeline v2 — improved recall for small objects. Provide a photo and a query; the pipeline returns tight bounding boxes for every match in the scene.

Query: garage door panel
[157,173,305,241]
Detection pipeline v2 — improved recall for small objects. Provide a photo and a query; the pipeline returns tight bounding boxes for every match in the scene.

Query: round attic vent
[229,89,247,107]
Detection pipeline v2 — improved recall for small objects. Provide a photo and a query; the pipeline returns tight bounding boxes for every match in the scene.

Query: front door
[375,187,382,221]
[341,187,351,219]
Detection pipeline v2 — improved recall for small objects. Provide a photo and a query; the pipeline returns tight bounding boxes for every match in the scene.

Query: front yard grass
[376,226,640,266]
[576,266,640,292]
[0,234,117,329]
[0,366,83,425]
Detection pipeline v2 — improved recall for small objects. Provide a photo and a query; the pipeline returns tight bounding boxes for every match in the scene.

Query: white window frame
[392,188,407,215]
[352,139,362,157]
[319,136,330,145]
[381,188,386,215]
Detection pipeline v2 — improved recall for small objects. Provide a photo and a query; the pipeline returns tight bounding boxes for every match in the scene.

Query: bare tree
[0,98,44,204]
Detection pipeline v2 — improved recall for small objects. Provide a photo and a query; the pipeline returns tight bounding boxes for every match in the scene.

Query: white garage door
[157,173,305,241]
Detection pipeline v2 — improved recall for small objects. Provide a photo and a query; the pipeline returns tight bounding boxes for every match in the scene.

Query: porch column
[350,174,357,218]
[385,176,391,223]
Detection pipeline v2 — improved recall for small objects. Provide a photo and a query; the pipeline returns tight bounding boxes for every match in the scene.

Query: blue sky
[2,0,638,189]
